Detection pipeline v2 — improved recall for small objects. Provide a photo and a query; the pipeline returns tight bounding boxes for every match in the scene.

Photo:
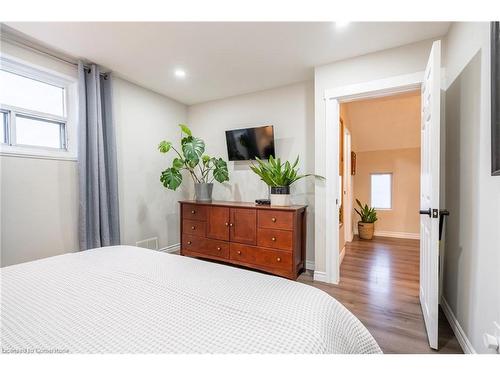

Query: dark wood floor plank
[297,236,462,354]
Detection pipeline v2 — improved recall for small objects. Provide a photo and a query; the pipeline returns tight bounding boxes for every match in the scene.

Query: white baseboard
[441,297,476,353]
[159,243,180,253]
[313,271,327,283]
[353,228,419,240]
[374,230,420,240]
[305,260,315,270]
[339,246,346,264]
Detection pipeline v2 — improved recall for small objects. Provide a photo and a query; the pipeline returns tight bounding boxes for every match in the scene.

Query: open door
[419,40,441,350]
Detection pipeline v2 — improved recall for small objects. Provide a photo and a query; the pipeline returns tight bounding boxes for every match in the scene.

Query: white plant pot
[270,193,291,206]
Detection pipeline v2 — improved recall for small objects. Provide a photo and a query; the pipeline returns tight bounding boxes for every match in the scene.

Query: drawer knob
[237,250,241,255]
[229,223,234,227]
[191,226,195,230]
[225,222,229,226]
[271,237,276,241]
[217,247,221,251]
[191,210,196,214]
[187,241,192,245]
[271,217,277,223]
[277,257,281,262]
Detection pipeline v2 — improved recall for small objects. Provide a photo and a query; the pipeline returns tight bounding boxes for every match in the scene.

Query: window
[1,110,7,143]
[0,57,77,159]
[16,115,65,149]
[370,173,392,209]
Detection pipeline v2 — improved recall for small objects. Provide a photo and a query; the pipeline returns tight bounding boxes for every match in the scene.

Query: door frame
[317,71,424,284]
[344,128,353,243]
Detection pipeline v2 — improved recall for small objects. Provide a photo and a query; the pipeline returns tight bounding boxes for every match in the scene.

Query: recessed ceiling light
[335,21,350,29]
[174,69,186,78]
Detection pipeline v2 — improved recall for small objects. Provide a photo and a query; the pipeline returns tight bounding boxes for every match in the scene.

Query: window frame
[370,172,393,210]
[0,55,78,160]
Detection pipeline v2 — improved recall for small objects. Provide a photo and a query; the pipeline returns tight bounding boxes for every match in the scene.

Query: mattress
[1,246,381,354]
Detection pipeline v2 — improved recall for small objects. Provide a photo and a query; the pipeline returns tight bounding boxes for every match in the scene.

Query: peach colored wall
[347,91,420,152]
[339,221,345,253]
[353,147,420,235]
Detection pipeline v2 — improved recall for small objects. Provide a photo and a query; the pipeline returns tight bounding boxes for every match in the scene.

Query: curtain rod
[1,33,108,75]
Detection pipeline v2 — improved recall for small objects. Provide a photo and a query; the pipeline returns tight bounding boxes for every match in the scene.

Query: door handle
[420,208,439,218]
[439,209,450,240]
[419,208,432,217]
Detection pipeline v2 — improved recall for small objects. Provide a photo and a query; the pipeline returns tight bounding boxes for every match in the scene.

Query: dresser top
[179,200,307,211]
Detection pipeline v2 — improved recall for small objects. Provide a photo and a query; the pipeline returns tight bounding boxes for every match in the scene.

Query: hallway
[298,236,462,353]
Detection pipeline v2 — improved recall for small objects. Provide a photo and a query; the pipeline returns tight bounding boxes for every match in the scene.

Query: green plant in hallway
[158,124,229,201]
[250,155,324,206]
[354,198,378,240]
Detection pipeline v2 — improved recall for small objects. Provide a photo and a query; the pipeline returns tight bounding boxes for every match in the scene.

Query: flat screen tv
[225,125,275,161]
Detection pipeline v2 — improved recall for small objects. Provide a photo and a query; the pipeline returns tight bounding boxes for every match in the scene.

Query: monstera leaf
[202,154,211,165]
[158,140,172,153]
[181,136,205,163]
[160,168,182,190]
[212,158,229,183]
[172,157,184,169]
[179,123,192,137]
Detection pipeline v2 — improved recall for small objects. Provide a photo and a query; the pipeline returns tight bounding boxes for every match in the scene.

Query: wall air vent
[136,237,159,251]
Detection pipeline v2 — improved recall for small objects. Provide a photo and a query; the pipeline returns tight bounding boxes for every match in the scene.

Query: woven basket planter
[358,222,374,240]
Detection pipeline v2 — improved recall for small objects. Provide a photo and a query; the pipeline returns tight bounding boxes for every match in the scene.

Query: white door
[419,40,441,350]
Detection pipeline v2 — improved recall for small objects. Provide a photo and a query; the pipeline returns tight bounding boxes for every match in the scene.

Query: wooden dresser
[179,200,307,279]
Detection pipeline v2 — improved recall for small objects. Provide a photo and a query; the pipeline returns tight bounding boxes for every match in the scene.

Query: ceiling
[343,91,421,152]
[4,22,450,105]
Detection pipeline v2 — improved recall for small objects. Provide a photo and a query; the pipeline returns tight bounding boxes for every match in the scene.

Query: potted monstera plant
[250,155,324,206]
[158,124,229,201]
[354,199,378,240]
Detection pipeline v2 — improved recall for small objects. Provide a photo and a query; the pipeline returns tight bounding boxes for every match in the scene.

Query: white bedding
[1,246,381,354]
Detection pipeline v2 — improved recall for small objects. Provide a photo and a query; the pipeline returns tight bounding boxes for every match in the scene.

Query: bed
[1,246,381,354]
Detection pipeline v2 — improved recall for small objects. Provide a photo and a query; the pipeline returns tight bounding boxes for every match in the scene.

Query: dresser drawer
[230,243,292,271]
[257,228,293,251]
[182,219,207,237]
[258,210,293,230]
[182,234,205,253]
[182,204,207,221]
[182,235,229,260]
[201,238,230,259]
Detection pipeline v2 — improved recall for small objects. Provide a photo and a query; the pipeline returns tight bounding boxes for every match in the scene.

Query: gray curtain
[78,62,120,250]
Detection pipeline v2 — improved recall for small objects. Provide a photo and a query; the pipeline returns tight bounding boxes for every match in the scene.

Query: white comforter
[1,246,381,354]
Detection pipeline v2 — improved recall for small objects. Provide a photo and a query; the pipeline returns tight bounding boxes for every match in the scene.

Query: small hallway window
[370,173,392,209]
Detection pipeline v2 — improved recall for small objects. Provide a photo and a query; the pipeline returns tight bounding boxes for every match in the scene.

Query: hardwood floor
[297,236,462,353]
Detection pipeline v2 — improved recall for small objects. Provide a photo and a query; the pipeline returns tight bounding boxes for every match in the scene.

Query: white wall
[0,40,187,266]
[113,78,188,250]
[314,38,437,273]
[187,81,316,263]
[0,156,79,266]
[442,22,500,354]
[0,40,80,267]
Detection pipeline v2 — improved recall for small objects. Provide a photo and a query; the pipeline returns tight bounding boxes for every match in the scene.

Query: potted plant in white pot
[158,124,229,201]
[250,155,324,206]
[354,199,378,240]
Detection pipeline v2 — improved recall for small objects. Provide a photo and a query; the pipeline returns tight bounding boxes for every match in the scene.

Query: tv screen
[225,125,275,161]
